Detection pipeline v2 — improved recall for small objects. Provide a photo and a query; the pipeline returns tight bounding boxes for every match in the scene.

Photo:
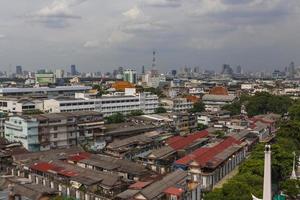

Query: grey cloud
[143,0,182,8]
[25,0,86,28]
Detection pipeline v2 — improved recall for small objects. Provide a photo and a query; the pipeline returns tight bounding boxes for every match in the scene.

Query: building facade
[44,91,159,117]
[4,111,104,152]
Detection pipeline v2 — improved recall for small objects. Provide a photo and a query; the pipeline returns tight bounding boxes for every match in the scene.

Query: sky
[0,0,300,73]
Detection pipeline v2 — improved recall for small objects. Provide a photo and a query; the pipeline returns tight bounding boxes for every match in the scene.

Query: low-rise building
[174,137,246,191]
[161,98,193,112]
[0,97,44,113]
[44,89,159,117]
[0,86,92,97]
[4,111,104,152]
[116,170,202,200]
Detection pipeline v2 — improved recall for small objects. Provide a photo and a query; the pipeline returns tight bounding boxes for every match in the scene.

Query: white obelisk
[263,145,272,200]
[290,152,297,180]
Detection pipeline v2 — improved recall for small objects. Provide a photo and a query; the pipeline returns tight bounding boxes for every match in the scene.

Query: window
[53,133,58,138]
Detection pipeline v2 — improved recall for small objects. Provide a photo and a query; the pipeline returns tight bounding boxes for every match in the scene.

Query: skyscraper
[70,65,77,76]
[16,65,22,75]
[221,64,234,76]
[288,61,295,79]
[123,69,137,84]
[142,65,145,74]
[236,65,242,74]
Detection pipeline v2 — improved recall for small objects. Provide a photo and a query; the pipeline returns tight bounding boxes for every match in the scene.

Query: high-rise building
[171,70,177,77]
[221,64,234,76]
[16,65,22,75]
[55,69,64,79]
[142,65,145,74]
[288,61,295,79]
[123,69,137,84]
[236,65,242,74]
[70,65,77,76]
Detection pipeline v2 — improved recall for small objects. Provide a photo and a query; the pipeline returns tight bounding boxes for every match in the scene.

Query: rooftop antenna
[152,50,156,69]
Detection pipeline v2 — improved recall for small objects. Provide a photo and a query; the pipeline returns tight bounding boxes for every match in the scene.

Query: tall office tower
[55,69,64,79]
[171,70,177,77]
[221,64,234,75]
[123,69,137,84]
[70,65,77,76]
[236,65,242,74]
[142,65,145,74]
[288,61,295,79]
[16,65,22,75]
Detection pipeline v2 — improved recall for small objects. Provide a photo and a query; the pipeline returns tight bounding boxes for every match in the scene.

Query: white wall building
[44,89,159,117]
[0,98,44,113]
[0,86,92,97]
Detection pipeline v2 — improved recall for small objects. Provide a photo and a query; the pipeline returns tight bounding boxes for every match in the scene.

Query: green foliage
[190,101,205,113]
[197,123,208,131]
[128,110,144,116]
[288,101,300,120]
[92,84,107,97]
[23,109,44,115]
[155,107,167,114]
[280,179,300,199]
[213,130,225,138]
[205,120,299,200]
[144,87,166,98]
[105,112,125,124]
[222,92,292,117]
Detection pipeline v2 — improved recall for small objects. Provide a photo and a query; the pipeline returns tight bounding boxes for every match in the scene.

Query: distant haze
[0,0,300,72]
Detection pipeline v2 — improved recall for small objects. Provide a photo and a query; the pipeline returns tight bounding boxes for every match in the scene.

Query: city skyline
[0,0,300,71]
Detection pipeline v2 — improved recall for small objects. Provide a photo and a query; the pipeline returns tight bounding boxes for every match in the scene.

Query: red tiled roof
[175,137,241,167]
[209,86,229,95]
[30,162,78,177]
[166,130,209,150]
[250,117,274,125]
[175,148,209,165]
[164,187,184,196]
[68,152,90,162]
[129,181,152,190]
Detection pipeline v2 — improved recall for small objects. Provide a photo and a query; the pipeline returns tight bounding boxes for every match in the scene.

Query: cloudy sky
[0,0,300,73]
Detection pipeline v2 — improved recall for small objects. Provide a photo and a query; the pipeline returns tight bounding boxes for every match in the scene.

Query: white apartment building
[0,98,44,113]
[0,86,92,97]
[4,111,104,152]
[161,98,193,112]
[43,89,159,116]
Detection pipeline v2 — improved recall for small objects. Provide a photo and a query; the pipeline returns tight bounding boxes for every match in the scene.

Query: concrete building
[0,97,44,113]
[43,89,159,117]
[117,170,202,200]
[202,95,235,112]
[174,137,246,191]
[35,72,56,85]
[4,111,104,152]
[0,86,92,97]
[161,98,193,112]
[55,69,64,79]
[123,69,137,84]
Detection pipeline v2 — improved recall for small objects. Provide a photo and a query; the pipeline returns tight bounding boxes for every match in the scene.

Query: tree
[280,179,300,199]
[190,101,205,113]
[129,110,144,116]
[105,113,125,124]
[288,102,300,120]
[213,130,225,138]
[155,107,167,114]
[197,123,208,131]
[92,84,107,97]
[23,109,44,115]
